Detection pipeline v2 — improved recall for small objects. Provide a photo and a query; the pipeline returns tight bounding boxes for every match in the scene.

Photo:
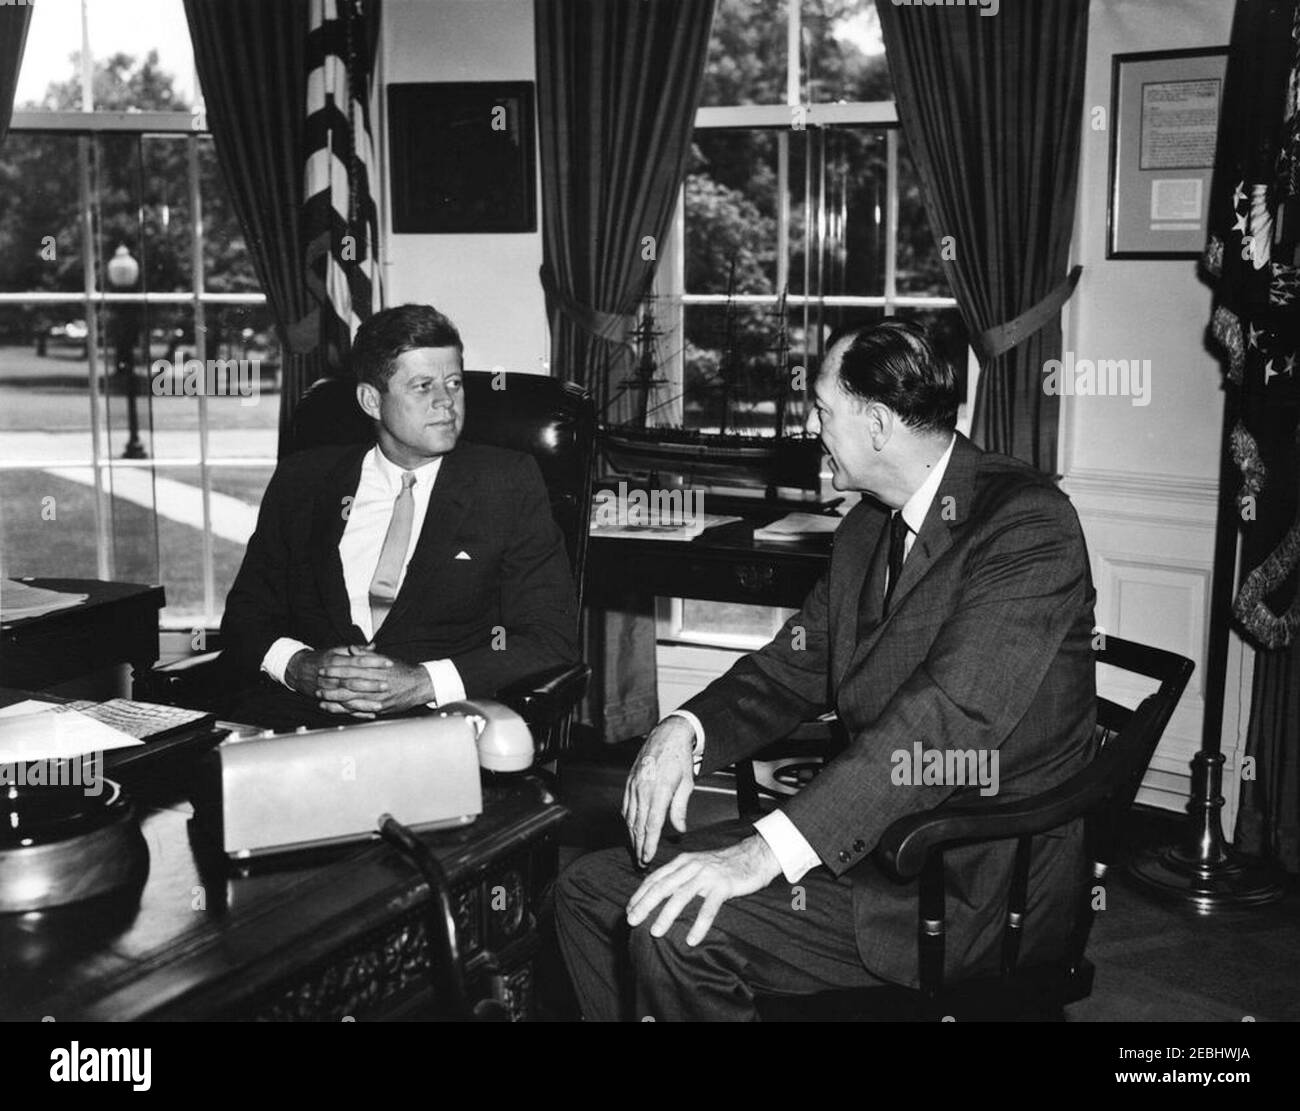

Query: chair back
[286,372,596,604]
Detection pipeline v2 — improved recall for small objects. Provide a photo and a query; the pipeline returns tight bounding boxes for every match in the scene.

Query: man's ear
[867,401,893,451]
[356,381,381,421]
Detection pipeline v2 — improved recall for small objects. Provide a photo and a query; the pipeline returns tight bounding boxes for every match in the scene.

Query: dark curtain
[535,0,715,417]
[1205,0,1300,872]
[0,1,33,148]
[877,0,1090,472]
[535,0,716,741]
[184,0,327,452]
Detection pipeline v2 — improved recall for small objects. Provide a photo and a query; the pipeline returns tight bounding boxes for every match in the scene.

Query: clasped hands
[285,644,433,718]
[621,716,781,947]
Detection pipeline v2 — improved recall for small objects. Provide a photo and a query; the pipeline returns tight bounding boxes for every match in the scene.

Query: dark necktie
[369,470,417,634]
[881,511,909,617]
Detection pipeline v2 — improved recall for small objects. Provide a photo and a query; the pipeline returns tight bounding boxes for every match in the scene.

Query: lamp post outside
[106,244,146,460]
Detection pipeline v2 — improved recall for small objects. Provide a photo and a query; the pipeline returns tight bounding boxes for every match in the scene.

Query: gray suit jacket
[683,434,1097,986]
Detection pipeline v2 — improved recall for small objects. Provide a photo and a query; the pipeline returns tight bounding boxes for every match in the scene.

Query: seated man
[555,319,1097,1021]
[220,304,579,732]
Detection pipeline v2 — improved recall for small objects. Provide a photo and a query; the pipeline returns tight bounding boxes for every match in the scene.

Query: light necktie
[368,470,417,634]
[881,511,909,617]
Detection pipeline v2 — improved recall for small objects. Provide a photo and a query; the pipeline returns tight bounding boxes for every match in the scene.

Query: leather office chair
[140,371,597,763]
[738,634,1193,1020]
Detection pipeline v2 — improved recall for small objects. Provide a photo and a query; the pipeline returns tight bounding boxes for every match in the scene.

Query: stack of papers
[0,700,142,764]
[590,512,742,541]
[1,580,89,622]
[753,512,843,542]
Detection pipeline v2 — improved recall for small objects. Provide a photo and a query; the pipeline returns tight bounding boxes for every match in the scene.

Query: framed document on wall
[1107,47,1228,259]
[387,82,536,234]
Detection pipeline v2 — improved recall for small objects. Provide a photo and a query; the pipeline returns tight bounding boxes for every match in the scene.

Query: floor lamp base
[1128,843,1284,914]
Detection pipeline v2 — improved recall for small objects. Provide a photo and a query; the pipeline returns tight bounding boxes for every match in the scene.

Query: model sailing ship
[599,279,825,492]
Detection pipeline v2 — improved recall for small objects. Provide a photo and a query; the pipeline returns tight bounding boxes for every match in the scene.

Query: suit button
[838,850,851,863]
[853,839,865,852]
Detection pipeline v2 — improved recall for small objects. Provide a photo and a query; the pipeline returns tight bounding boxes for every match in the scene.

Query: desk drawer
[626,550,818,609]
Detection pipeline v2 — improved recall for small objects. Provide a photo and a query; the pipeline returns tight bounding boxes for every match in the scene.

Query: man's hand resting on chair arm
[623,715,698,866]
[285,645,434,717]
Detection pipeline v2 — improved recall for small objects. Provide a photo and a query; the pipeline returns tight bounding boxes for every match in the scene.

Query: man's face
[807,342,877,493]
[358,346,465,466]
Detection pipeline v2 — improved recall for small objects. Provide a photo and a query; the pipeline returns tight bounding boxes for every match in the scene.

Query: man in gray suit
[555,319,1097,1021]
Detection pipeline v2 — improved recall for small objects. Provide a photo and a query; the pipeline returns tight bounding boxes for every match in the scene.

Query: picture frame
[387,81,537,234]
[1107,47,1228,259]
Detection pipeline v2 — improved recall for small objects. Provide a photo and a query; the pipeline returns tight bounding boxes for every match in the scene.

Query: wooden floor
[551,752,1300,1022]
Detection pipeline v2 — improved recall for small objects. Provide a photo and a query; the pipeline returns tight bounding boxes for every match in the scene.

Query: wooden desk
[0,765,566,1022]
[1,578,165,691]
[585,517,833,609]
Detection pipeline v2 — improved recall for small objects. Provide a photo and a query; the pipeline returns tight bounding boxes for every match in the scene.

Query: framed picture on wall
[1107,47,1228,259]
[387,81,536,234]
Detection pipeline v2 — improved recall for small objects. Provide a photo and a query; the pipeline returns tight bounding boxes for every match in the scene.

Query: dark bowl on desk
[0,779,149,915]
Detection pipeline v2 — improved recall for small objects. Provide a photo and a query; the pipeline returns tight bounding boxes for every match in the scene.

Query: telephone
[193,700,533,859]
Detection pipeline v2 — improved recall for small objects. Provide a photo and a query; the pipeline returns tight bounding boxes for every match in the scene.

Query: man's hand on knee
[625,835,781,947]
[622,717,696,866]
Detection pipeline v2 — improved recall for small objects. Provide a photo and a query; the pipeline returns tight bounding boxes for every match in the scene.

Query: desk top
[0,773,566,1021]
[2,578,164,632]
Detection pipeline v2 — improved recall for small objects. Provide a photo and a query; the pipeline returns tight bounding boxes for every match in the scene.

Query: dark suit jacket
[683,434,1097,986]
[220,439,579,724]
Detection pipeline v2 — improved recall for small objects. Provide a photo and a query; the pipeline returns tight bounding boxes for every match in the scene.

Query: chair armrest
[876,697,1165,881]
[152,650,225,676]
[495,662,590,729]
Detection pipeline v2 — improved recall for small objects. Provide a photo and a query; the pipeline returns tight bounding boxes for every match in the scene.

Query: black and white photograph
[0,0,1295,1086]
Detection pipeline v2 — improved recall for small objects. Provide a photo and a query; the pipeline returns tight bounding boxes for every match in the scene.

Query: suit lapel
[837,435,980,687]
[311,444,369,643]
[377,443,477,635]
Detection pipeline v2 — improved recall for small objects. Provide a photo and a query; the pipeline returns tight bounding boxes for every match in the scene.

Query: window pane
[680,600,783,641]
[0,132,86,294]
[802,0,890,103]
[199,137,261,293]
[140,134,195,293]
[683,302,795,435]
[0,467,104,579]
[203,304,282,457]
[686,132,782,295]
[0,304,93,466]
[701,0,790,108]
[152,464,207,620]
[895,131,949,297]
[818,127,887,297]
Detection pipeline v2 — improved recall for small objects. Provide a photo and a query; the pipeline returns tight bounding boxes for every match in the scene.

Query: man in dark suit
[555,319,1097,1021]
[220,304,578,731]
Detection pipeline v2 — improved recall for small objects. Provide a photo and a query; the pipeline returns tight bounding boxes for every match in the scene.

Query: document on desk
[590,512,743,541]
[0,700,142,764]
[753,512,843,541]
[1,579,89,621]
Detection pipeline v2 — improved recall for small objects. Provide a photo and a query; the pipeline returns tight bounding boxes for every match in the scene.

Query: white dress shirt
[260,444,467,707]
[674,434,957,882]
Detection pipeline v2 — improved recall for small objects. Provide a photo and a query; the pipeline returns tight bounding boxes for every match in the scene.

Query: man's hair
[351,304,463,390]
[823,318,959,434]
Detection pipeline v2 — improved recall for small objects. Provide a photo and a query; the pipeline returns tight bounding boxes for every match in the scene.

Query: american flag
[303,0,383,373]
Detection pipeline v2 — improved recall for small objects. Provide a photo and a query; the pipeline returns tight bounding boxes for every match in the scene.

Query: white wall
[1061,0,1249,824]
[378,0,548,373]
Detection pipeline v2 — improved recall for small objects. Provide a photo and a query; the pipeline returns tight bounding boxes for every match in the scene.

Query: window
[655,0,967,649]
[0,1,274,632]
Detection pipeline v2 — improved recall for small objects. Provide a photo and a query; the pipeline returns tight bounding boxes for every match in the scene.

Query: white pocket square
[454,550,472,560]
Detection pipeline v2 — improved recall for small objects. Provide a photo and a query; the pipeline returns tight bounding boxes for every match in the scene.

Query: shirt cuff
[754,810,822,884]
[421,659,466,708]
[667,709,705,774]
[262,637,312,689]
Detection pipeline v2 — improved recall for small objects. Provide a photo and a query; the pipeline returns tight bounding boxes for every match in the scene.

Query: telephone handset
[435,700,534,772]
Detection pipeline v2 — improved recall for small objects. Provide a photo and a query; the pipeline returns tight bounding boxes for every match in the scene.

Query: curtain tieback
[284,307,321,356]
[539,265,635,344]
[974,265,1083,362]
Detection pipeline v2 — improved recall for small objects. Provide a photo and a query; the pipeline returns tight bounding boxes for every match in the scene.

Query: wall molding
[1062,466,1219,529]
